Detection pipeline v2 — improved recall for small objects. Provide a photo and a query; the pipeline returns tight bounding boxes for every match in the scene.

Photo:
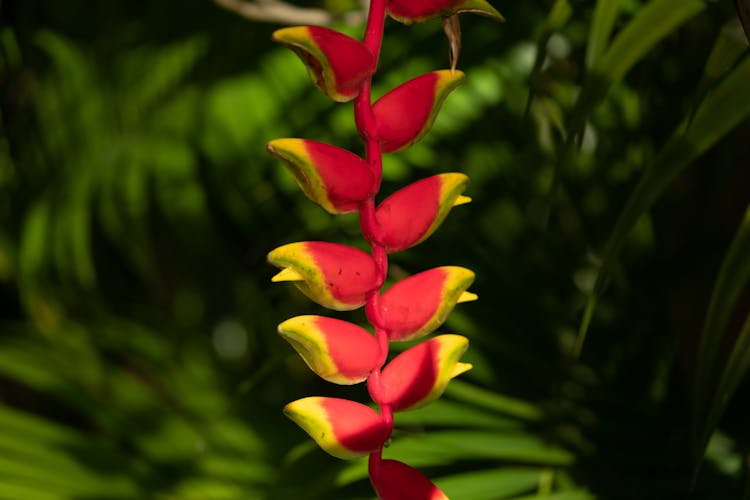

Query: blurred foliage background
[1,0,749,498]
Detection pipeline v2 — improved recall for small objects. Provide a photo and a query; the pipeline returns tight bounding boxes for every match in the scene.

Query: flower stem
[355,0,390,491]
[363,0,386,64]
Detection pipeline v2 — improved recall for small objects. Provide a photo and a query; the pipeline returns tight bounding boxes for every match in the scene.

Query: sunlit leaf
[571,0,705,135]
[596,0,705,83]
[585,0,623,69]
[435,467,542,500]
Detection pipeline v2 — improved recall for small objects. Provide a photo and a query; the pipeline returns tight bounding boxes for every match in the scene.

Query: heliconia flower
[371,459,448,500]
[386,0,504,25]
[376,173,471,252]
[381,334,471,411]
[268,242,380,311]
[284,397,389,459]
[267,139,374,214]
[278,316,380,384]
[373,71,464,153]
[379,266,476,341]
[272,26,376,102]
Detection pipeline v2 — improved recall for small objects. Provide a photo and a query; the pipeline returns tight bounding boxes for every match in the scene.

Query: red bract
[272,26,376,102]
[379,266,476,341]
[386,0,503,25]
[267,139,374,214]
[284,397,389,459]
[373,71,464,153]
[376,173,470,252]
[268,242,380,310]
[278,316,380,385]
[381,334,471,411]
[371,460,449,500]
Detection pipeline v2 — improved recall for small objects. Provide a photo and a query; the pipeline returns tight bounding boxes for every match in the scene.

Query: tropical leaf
[434,467,544,499]
[577,54,750,356]
[570,0,706,136]
[693,204,750,458]
[585,0,623,69]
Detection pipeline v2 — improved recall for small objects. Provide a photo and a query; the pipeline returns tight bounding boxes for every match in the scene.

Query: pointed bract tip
[457,291,478,303]
[381,334,471,411]
[271,26,308,44]
[452,362,473,377]
[453,195,472,206]
[272,267,305,283]
[266,138,299,155]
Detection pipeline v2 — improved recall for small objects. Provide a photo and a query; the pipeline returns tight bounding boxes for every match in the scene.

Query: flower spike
[373,70,465,153]
[386,0,504,25]
[379,266,476,341]
[267,0,495,495]
[284,397,389,459]
[278,316,380,385]
[381,334,471,411]
[371,459,449,500]
[376,173,470,253]
[272,26,376,102]
[267,139,374,214]
[268,242,380,310]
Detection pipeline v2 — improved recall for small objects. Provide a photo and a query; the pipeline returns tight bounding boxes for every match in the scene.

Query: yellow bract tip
[453,195,472,206]
[272,267,305,283]
[457,291,478,303]
[452,362,473,378]
[271,26,309,45]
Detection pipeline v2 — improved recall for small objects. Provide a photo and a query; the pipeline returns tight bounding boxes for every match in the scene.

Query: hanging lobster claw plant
[267,0,502,496]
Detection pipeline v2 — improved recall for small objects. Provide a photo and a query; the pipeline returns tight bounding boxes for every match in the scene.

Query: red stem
[354,0,390,491]
[363,0,386,65]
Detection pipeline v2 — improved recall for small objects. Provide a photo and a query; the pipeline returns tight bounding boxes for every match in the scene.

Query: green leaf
[67,184,95,288]
[736,0,750,44]
[712,313,750,432]
[120,36,208,115]
[596,0,705,82]
[586,0,624,69]
[546,0,573,33]
[445,380,543,421]
[578,55,750,354]
[571,0,705,136]
[0,405,139,497]
[0,404,84,446]
[694,204,750,457]
[336,431,572,486]
[701,19,748,87]
[18,202,50,288]
[689,18,749,130]
[387,431,573,469]
[0,482,64,500]
[0,339,62,391]
[600,55,750,288]
[394,399,524,429]
[435,467,542,500]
